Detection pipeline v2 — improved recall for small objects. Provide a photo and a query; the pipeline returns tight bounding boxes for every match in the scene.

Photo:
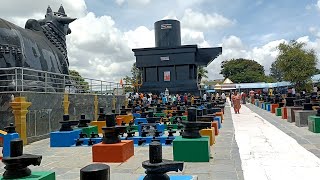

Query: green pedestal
[154,113,166,117]
[126,125,138,132]
[308,116,320,133]
[264,103,270,110]
[80,126,98,137]
[0,171,55,180]
[173,136,210,162]
[275,108,282,116]
[164,124,178,130]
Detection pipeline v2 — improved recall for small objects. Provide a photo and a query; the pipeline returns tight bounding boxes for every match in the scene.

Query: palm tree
[198,66,208,82]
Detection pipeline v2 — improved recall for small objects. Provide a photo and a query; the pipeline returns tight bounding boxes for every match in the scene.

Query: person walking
[232,91,241,114]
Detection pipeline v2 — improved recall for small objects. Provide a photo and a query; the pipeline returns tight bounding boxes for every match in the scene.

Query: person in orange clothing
[232,91,241,114]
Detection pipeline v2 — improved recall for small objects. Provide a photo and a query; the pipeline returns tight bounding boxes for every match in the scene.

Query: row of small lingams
[1,138,181,180]
[1,103,223,180]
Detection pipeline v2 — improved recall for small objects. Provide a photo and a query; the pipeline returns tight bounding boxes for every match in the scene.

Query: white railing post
[45,72,47,92]
[14,68,18,91]
[21,68,24,91]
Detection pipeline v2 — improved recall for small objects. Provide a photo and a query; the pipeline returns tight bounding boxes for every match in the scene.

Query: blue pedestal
[73,137,102,146]
[266,104,271,112]
[138,175,194,180]
[214,117,221,129]
[133,113,141,119]
[134,118,147,125]
[138,123,165,136]
[261,103,265,109]
[1,133,19,157]
[50,129,81,147]
[128,136,175,144]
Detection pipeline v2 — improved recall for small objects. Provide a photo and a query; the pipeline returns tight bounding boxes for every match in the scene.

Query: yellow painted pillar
[191,96,195,105]
[10,97,31,145]
[94,95,98,121]
[63,93,70,115]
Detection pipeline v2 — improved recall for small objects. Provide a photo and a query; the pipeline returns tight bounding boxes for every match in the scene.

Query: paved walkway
[233,104,320,180]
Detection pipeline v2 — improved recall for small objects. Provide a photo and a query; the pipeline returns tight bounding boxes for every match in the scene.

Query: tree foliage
[198,66,208,82]
[220,58,267,83]
[275,40,317,91]
[69,69,89,92]
[269,61,283,82]
[123,62,142,92]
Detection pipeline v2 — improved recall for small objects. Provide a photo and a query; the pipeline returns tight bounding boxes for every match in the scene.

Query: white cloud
[115,0,151,6]
[181,9,235,31]
[317,0,320,10]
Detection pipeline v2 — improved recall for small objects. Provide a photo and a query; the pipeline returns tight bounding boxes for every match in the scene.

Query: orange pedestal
[281,107,287,119]
[92,140,134,163]
[211,121,219,136]
[90,121,106,134]
[215,112,224,123]
[116,115,133,124]
[271,104,279,113]
[116,117,124,126]
[200,128,215,146]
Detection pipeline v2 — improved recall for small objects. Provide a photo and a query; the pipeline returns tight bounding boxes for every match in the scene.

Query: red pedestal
[211,121,219,136]
[271,104,279,113]
[281,107,288,119]
[92,140,134,162]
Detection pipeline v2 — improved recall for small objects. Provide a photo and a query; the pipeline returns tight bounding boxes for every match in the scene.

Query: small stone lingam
[4,123,16,133]
[78,114,91,128]
[102,114,127,144]
[2,139,42,179]
[97,107,106,121]
[142,141,183,180]
[59,115,79,131]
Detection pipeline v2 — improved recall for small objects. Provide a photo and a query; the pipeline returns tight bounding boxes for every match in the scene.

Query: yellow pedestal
[215,112,224,122]
[90,121,106,134]
[10,97,31,145]
[200,128,215,146]
[63,93,70,115]
[163,110,174,115]
[117,115,133,124]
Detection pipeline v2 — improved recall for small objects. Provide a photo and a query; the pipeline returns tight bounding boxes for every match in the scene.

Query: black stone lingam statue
[196,109,203,117]
[303,103,313,110]
[59,115,79,131]
[120,106,127,115]
[97,107,106,121]
[4,123,16,133]
[2,139,42,179]
[78,114,91,128]
[294,99,302,107]
[285,97,295,107]
[278,102,285,108]
[80,164,110,180]
[180,107,211,138]
[101,114,127,144]
[142,141,183,180]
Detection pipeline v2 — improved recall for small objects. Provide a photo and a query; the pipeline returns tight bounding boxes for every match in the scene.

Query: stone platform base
[295,110,315,127]
[281,107,287,119]
[200,128,215,146]
[90,121,106,134]
[308,116,320,133]
[271,104,279,113]
[92,140,134,162]
[287,107,303,123]
[275,108,282,116]
[173,136,210,162]
[50,129,81,147]
[117,115,133,124]
[80,126,98,137]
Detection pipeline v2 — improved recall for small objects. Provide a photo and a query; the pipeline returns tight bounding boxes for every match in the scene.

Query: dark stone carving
[59,114,79,131]
[142,141,183,180]
[4,123,16,133]
[0,5,76,91]
[97,107,106,121]
[2,139,42,179]
[101,113,126,144]
[303,103,313,110]
[80,164,110,180]
[78,114,91,127]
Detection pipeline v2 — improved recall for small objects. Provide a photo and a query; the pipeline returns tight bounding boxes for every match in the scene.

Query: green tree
[69,69,89,92]
[122,62,142,92]
[276,40,317,91]
[198,66,208,82]
[269,61,283,82]
[220,58,267,83]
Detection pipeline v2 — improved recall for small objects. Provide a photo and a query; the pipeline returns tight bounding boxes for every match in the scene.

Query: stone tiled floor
[0,104,244,180]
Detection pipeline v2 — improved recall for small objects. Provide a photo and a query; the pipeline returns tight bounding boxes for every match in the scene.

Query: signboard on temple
[164,71,170,81]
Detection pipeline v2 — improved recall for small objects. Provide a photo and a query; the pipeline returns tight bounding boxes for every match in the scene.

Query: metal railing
[0,67,123,94]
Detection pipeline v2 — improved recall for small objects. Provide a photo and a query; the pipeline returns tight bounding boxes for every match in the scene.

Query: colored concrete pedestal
[90,121,106,134]
[264,102,270,110]
[287,107,303,123]
[255,99,259,107]
[92,140,134,162]
[308,116,320,133]
[281,107,287,119]
[117,115,133,124]
[211,122,219,136]
[138,175,195,180]
[126,125,138,132]
[133,113,141,118]
[266,104,271,112]
[260,102,265,109]
[50,129,81,147]
[164,124,178,130]
[134,118,147,125]
[170,116,188,123]
[154,113,166,117]
[271,104,279,113]
[200,128,215,146]
[295,110,316,127]
[129,136,175,144]
[80,126,98,137]
[173,136,210,162]
[214,117,221,129]
[1,133,19,157]
[275,108,282,116]
[215,112,224,122]
[0,171,55,180]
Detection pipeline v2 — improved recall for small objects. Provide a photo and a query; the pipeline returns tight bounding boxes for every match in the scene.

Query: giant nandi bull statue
[0,5,76,91]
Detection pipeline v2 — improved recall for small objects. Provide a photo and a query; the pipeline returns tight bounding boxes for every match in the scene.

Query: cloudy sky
[1,0,320,82]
